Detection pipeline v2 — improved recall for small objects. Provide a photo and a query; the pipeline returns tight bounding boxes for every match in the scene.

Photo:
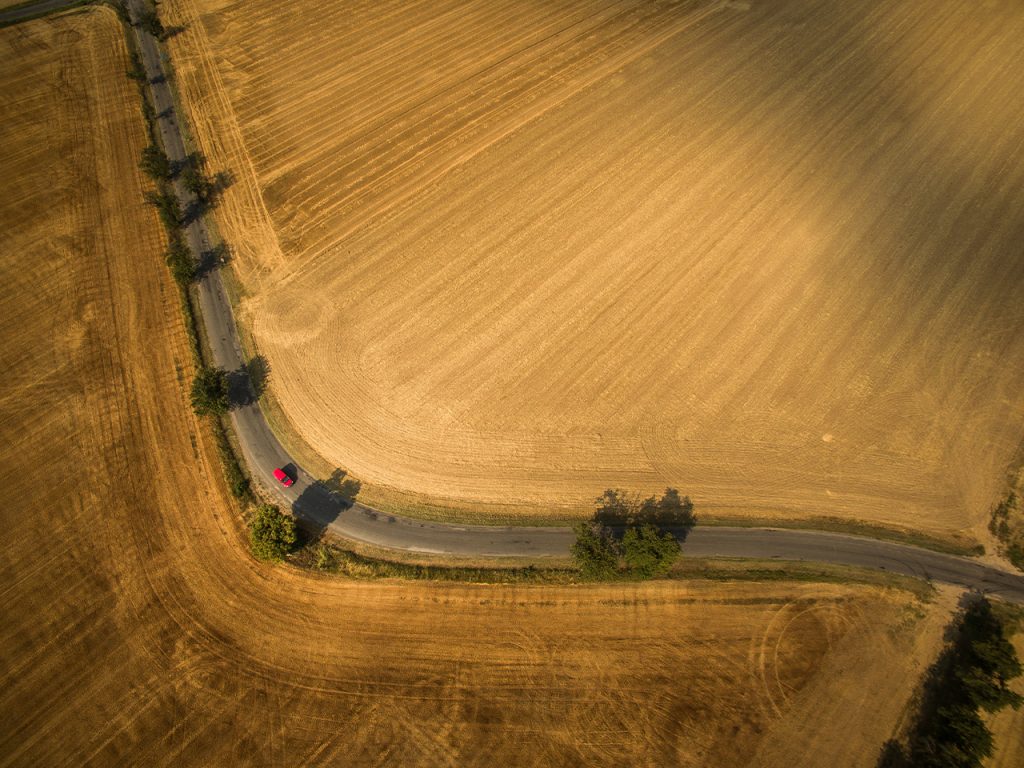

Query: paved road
[18,0,1024,604]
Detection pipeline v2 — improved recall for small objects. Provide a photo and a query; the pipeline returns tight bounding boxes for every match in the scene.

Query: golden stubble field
[163,0,1024,537]
[0,12,972,766]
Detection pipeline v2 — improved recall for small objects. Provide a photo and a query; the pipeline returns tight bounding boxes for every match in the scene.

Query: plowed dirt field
[0,12,960,766]
[164,0,1024,535]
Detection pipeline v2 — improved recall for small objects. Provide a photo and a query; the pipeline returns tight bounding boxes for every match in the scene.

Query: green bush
[139,143,170,181]
[217,433,250,499]
[126,50,147,82]
[883,598,1024,768]
[622,523,680,579]
[570,521,619,579]
[249,504,297,563]
[145,188,181,231]
[190,366,229,417]
[138,9,164,40]
[165,234,194,286]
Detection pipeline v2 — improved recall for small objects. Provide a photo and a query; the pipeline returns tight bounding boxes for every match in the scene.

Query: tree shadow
[592,487,697,541]
[226,355,270,407]
[213,169,235,195]
[162,24,188,39]
[226,366,254,408]
[876,593,1022,767]
[316,468,362,507]
[290,469,361,544]
[172,150,206,178]
[246,354,270,399]
[196,241,231,278]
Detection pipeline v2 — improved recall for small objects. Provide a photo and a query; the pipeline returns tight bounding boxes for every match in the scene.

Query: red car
[273,468,294,487]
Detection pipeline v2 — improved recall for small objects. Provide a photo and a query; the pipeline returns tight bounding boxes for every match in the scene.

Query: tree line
[571,489,695,579]
[879,596,1022,768]
[124,11,292,563]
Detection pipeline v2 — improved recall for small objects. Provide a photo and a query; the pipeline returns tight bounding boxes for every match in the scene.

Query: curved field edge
[0,13,1005,766]
[160,0,1024,547]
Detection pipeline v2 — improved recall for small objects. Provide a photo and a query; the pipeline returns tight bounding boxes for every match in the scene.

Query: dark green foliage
[954,600,1023,712]
[622,523,680,579]
[181,164,215,203]
[988,492,1015,539]
[213,427,250,500]
[138,9,164,39]
[571,488,694,579]
[139,142,171,181]
[881,598,1023,768]
[190,366,230,417]
[1009,541,1024,570]
[126,50,146,82]
[164,234,194,286]
[593,489,633,525]
[144,188,180,230]
[140,92,155,124]
[988,492,1024,570]
[570,521,620,579]
[249,504,297,562]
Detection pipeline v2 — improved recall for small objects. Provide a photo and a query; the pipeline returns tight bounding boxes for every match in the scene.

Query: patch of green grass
[293,536,935,598]
[293,541,576,584]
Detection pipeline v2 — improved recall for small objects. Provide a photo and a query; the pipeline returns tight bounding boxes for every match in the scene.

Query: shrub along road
[9,0,1024,603]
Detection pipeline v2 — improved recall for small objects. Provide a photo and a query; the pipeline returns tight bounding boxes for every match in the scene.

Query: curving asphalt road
[16,0,1024,603]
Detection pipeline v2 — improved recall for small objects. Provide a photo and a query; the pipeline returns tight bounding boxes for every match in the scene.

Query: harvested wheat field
[0,11,968,766]
[163,0,1024,535]
[986,630,1024,768]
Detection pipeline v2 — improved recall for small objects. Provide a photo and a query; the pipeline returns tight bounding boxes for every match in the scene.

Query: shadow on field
[162,24,188,40]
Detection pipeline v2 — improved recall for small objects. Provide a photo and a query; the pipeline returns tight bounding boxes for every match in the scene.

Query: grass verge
[120,3,254,508]
[292,532,936,597]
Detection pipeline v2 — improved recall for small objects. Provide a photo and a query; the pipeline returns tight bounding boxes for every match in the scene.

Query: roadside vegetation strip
[291,532,939,595]
[123,0,255,508]
[879,598,1023,768]
[989,490,1024,571]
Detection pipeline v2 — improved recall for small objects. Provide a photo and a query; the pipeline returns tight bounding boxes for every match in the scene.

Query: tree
[902,597,1023,768]
[593,488,633,526]
[622,523,680,579]
[955,600,1024,712]
[190,366,230,416]
[140,143,171,181]
[164,234,194,286]
[570,521,619,579]
[138,9,165,40]
[145,188,181,230]
[126,50,147,82]
[182,164,215,203]
[249,504,297,562]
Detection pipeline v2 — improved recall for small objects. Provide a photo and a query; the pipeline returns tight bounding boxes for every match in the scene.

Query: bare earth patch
[162,0,1024,537]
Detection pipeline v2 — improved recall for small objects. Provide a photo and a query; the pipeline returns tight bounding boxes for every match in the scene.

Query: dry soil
[163,0,1024,538]
[0,12,963,766]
